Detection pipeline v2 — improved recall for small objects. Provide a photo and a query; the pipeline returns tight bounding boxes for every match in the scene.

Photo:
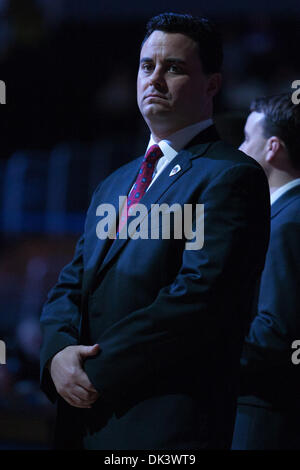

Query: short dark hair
[142,12,223,74]
[250,93,300,170]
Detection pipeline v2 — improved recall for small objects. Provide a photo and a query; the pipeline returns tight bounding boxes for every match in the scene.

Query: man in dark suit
[40,13,270,450]
[232,93,300,450]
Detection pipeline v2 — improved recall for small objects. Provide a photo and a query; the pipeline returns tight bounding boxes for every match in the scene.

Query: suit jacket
[40,126,270,450]
[233,184,300,448]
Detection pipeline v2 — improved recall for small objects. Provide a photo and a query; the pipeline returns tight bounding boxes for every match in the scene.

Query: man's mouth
[144,94,167,100]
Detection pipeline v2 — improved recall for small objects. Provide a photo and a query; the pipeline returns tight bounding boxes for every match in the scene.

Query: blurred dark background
[0,0,299,449]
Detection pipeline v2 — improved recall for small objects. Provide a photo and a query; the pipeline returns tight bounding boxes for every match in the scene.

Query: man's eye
[169,65,182,74]
[141,63,153,72]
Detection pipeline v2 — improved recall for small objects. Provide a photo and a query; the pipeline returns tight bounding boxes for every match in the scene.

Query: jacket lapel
[85,157,142,285]
[95,126,219,278]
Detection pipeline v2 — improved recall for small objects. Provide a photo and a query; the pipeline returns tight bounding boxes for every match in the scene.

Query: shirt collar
[271,178,300,205]
[146,119,214,162]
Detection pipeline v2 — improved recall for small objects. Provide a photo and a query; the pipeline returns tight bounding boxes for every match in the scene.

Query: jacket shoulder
[188,139,266,185]
[206,140,263,170]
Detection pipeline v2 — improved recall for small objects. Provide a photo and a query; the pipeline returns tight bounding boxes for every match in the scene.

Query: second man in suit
[232,93,300,450]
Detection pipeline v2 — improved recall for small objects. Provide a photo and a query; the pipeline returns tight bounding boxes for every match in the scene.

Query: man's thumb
[78,344,100,357]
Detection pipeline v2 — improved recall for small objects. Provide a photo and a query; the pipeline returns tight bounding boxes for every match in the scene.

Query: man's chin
[142,104,171,120]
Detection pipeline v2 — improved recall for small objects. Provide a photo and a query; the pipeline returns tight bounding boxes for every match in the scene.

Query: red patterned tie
[117,144,163,237]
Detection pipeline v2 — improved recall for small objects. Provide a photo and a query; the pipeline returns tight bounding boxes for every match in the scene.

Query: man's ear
[206,73,222,98]
[265,136,281,162]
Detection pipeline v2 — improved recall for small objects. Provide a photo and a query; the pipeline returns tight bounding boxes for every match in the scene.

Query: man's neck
[149,116,213,142]
[147,119,214,154]
[268,170,300,194]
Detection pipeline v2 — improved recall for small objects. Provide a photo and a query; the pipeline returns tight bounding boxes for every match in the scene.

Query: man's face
[137,30,218,136]
[239,111,268,169]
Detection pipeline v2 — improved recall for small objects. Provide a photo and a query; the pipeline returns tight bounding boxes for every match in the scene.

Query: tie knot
[144,144,163,163]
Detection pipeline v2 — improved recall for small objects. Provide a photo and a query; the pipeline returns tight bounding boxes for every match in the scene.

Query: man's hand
[49,344,100,408]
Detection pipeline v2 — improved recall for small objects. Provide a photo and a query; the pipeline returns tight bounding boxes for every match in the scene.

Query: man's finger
[76,368,99,394]
[65,393,93,409]
[78,344,100,358]
[72,383,99,403]
[67,387,99,408]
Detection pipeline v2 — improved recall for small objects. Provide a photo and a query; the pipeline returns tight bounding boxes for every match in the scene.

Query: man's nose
[149,67,166,90]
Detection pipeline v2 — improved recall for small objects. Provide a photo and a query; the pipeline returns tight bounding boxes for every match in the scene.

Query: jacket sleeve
[240,216,300,372]
[39,234,84,402]
[83,164,270,405]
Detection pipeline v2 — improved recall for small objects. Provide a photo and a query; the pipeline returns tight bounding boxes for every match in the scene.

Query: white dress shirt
[145,118,213,191]
[270,178,300,205]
